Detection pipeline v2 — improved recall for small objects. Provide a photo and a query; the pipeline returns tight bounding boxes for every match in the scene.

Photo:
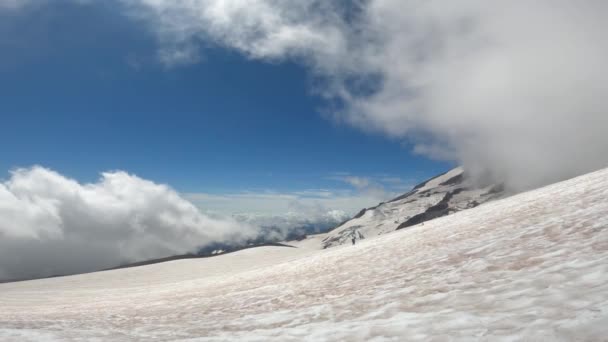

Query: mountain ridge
[303,167,506,249]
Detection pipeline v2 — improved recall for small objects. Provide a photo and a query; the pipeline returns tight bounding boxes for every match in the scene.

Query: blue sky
[0,1,450,215]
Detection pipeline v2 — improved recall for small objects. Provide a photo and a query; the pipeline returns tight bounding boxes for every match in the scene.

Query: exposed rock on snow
[321,167,504,248]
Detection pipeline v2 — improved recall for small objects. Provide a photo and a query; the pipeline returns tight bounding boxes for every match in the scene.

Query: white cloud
[158,43,201,67]
[120,0,350,68]
[118,0,608,191]
[0,166,256,280]
[343,176,385,199]
[341,176,370,189]
[327,173,411,201]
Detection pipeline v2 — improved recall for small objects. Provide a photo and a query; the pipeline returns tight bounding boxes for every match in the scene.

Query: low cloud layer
[233,209,349,242]
[0,167,257,280]
[185,174,409,241]
[117,0,608,190]
[185,187,381,241]
[0,167,387,281]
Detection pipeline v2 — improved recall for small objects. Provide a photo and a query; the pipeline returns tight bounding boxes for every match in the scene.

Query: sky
[1,0,607,280]
[0,0,447,208]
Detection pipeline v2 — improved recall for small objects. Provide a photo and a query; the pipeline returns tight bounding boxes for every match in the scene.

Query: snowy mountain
[319,167,505,248]
[1,167,607,340]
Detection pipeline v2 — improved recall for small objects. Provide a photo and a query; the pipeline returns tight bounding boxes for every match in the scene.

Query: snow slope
[1,167,608,341]
[319,167,503,248]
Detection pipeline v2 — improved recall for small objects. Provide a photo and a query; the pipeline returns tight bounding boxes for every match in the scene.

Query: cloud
[0,166,256,281]
[120,0,351,66]
[232,209,349,241]
[158,43,202,67]
[117,0,608,191]
[0,0,33,9]
[326,173,413,201]
[329,175,388,201]
[184,189,371,244]
[0,0,89,10]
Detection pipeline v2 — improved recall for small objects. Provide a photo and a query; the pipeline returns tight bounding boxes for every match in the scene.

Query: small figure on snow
[351,229,364,245]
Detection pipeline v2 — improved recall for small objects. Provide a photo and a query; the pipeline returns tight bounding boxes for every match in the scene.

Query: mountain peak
[303,167,504,249]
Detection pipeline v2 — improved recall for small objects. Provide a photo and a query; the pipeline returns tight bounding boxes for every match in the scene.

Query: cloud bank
[185,173,410,238]
[119,0,608,190]
[0,166,387,281]
[0,166,257,280]
[233,209,349,242]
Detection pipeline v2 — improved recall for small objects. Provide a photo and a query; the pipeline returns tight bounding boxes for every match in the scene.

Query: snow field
[1,168,608,341]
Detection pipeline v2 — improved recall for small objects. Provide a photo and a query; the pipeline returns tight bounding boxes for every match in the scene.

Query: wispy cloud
[0,0,33,9]
[326,173,413,202]
[184,189,377,217]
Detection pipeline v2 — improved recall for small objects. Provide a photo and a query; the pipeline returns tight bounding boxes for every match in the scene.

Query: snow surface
[2,167,608,341]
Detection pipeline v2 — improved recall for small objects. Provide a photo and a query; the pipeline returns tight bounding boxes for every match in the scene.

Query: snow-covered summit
[320,166,504,248]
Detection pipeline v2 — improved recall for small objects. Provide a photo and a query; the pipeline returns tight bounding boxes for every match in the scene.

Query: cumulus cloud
[0,166,256,281]
[118,0,608,190]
